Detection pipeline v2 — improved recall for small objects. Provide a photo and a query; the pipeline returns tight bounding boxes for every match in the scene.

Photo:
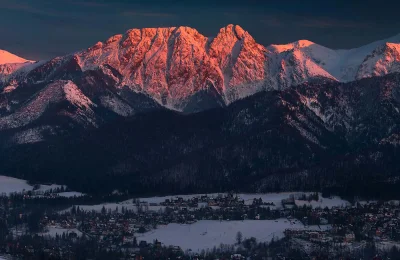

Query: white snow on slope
[0,175,82,197]
[268,33,400,82]
[0,63,30,82]
[0,175,62,195]
[4,60,45,82]
[337,34,400,81]
[0,81,97,131]
[99,95,135,116]
[63,81,94,109]
[9,126,54,145]
[0,82,65,130]
[0,60,43,86]
[138,219,330,252]
[357,42,400,79]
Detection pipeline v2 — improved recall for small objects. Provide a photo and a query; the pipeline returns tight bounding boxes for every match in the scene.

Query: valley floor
[136,219,330,252]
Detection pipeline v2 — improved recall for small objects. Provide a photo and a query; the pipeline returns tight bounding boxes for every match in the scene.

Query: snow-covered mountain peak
[267,33,400,82]
[268,40,316,53]
[105,34,123,45]
[74,24,267,109]
[296,39,315,48]
[216,24,246,40]
[385,42,400,53]
[356,42,400,79]
[0,49,31,65]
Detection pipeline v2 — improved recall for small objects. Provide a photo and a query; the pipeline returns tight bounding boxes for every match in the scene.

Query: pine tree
[236,231,243,245]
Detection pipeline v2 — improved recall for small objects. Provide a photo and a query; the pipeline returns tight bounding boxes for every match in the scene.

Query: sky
[1,0,399,60]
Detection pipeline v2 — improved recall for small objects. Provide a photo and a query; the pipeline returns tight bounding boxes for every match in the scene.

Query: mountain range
[0,25,399,196]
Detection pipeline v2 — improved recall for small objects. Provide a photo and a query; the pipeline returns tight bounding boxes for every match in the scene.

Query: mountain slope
[1,73,399,195]
[0,85,345,194]
[0,50,35,84]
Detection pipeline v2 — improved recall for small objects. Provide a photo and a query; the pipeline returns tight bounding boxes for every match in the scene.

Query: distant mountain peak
[269,39,316,53]
[0,49,31,65]
[216,24,246,40]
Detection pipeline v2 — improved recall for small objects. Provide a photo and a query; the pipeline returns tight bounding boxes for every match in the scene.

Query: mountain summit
[74,24,267,110]
[0,49,30,65]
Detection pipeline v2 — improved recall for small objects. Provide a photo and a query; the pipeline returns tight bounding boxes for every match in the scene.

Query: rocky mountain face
[0,25,400,195]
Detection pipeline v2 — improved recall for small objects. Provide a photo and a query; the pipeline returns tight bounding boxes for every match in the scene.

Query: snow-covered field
[295,195,350,209]
[0,175,84,197]
[138,219,331,252]
[0,175,32,194]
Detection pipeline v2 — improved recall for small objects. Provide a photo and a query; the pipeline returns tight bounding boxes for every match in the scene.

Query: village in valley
[1,176,400,259]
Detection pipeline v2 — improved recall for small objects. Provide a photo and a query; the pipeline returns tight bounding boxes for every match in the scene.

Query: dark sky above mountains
[1,0,399,60]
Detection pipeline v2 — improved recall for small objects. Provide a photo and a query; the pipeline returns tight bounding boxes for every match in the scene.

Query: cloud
[121,11,177,18]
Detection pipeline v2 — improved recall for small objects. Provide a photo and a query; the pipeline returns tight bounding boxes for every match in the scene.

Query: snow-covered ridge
[1,26,400,115]
[267,33,400,83]
[64,26,400,110]
[74,24,267,108]
[0,80,97,132]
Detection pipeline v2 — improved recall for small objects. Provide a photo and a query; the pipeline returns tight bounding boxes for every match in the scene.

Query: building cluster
[284,201,400,247]
[36,194,281,251]
[2,192,400,259]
